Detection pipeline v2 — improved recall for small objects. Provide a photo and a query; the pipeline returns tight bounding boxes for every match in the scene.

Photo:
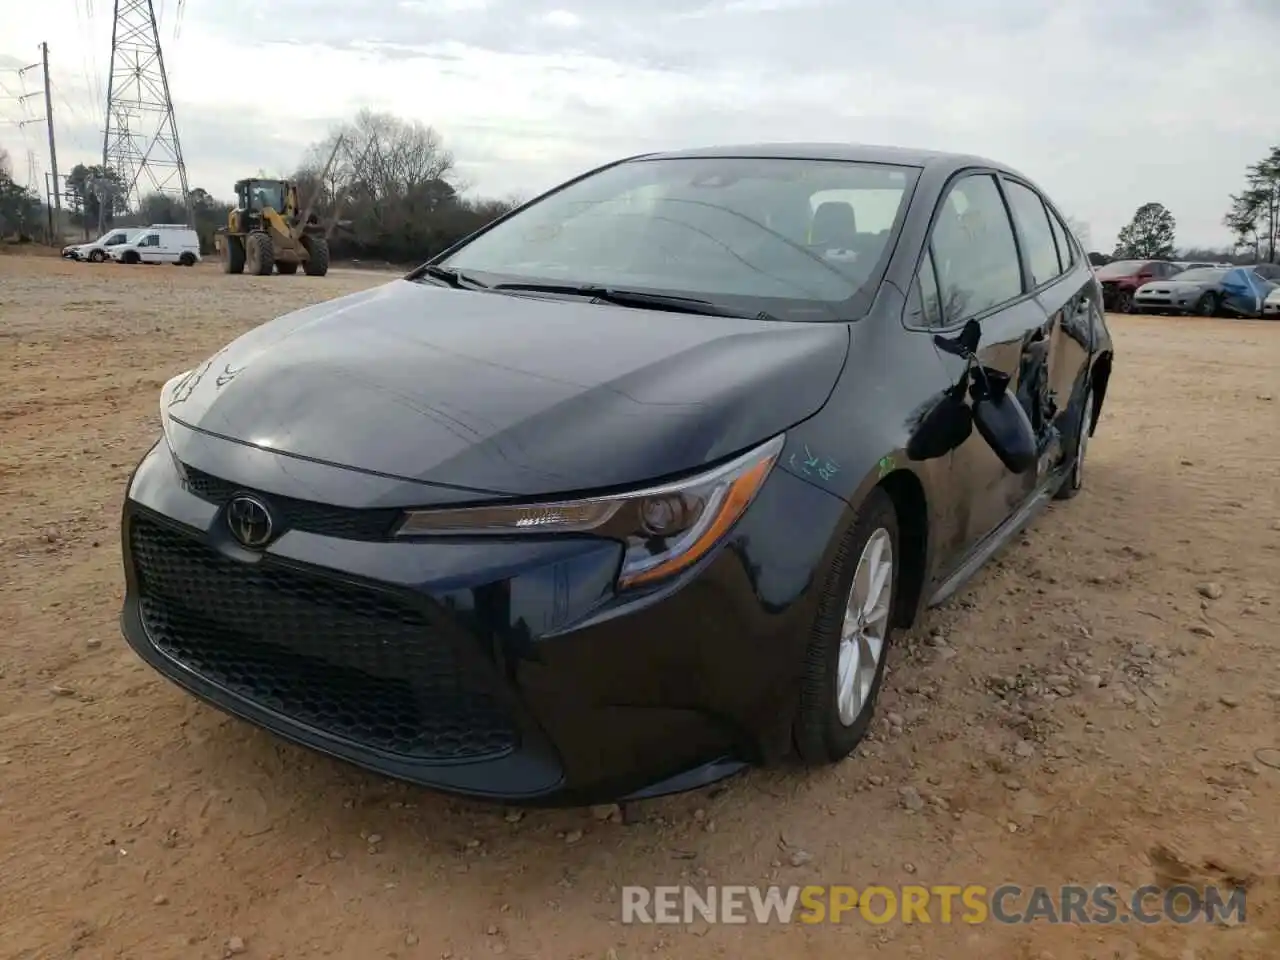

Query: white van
[62,228,139,263]
[110,226,202,266]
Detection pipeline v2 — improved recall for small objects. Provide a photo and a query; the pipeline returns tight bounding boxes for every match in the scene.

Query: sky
[1,0,1276,251]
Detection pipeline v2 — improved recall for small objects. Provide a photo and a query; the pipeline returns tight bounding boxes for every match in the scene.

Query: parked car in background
[1264,284,1280,318]
[118,143,1114,803]
[1093,259,1183,312]
[1133,267,1231,315]
[109,226,201,266]
[1135,266,1275,317]
[62,228,138,262]
[1249,263,1280,282]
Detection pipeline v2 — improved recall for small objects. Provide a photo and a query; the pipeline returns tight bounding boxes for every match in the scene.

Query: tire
[1055,383,1093,501]
[276,261,298,275]
[245,232,274,276]
[795,487,899,764]
[178,252,196,267]
[301,234,330,277]
[1194,292,1218,317]
[89,249,105,263]
[222,236,245,275]
[1117,291,1134,314]
[122,251,140,265]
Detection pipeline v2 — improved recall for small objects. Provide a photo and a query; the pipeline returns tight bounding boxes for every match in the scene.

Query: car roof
[635,142,1017,176]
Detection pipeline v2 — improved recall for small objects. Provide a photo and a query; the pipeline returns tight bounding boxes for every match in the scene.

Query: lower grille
[130,515,517,762]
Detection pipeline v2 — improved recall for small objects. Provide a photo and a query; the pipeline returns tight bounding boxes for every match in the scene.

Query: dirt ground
[2,254,1278,960]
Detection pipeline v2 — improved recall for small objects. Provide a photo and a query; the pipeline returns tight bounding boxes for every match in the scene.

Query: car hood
[164,280,850,499]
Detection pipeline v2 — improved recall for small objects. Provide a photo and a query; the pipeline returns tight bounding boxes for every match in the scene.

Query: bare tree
[1063,215,1091,253]
[291,110,514,263]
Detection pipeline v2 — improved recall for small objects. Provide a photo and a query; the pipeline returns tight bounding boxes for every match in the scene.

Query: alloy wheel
[1073,388,1093,488]
[837,528,893,726]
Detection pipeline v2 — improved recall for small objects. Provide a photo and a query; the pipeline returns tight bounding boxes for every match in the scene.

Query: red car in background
[1093,259,1183,313]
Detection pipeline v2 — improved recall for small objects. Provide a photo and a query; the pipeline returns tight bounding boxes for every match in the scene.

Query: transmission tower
[101,0,189,216]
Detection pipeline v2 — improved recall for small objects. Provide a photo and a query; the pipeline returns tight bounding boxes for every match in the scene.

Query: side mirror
[970,368,1037,474]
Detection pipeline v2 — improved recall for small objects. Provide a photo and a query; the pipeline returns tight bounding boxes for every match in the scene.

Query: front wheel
[89,249,106,263]
[1194,291,1218,317]
[795,487,899,764]
[1116,291,1134,314]
[301,234,330,277]
[221,235,245,274]
[245,232,274,276]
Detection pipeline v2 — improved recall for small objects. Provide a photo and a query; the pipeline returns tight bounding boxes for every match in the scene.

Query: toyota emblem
[226,495,274,548]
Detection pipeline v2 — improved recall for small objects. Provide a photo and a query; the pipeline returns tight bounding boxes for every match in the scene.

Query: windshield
[248,182,285,211]
[1094,260,1147,278]
[99,231,131,246]
[437,156,920,321]
[1173,268,1227,282]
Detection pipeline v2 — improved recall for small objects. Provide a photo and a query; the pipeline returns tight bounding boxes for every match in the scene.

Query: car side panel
[774,279,966,614]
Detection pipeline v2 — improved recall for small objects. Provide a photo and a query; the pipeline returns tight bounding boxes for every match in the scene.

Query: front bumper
[1132,292,1196,314]
[119,432,846,805]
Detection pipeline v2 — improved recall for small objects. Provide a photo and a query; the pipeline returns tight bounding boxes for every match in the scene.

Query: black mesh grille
[130,515,518,762]
[182,465,401,541]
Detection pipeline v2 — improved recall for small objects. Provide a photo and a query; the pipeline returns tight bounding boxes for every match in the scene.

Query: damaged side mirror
[908,320,1036,474]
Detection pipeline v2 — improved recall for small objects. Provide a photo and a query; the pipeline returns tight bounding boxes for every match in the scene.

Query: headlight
[159,369,195,480]
[396,434,785,589]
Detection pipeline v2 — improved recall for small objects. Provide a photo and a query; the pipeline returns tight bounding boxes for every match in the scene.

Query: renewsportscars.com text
[621,883,1246,926]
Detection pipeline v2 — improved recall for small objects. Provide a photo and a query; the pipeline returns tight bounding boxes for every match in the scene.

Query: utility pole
[15,48,61,243]
[39,43,61,239]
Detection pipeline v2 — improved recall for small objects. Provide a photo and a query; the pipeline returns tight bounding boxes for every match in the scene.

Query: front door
[138,233,162,263]
[905,171,1046,557]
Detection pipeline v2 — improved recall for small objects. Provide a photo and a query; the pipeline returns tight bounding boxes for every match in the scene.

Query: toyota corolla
[120,144,1115,805]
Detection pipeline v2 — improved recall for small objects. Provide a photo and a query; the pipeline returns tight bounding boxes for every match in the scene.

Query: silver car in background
[1132,267,1228,315]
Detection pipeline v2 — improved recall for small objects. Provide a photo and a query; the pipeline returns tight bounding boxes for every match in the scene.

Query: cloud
[3,0,1276,248]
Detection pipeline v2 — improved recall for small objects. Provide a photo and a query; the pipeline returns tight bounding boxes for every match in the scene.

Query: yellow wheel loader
[215,137,345,277]
[216,178,330,277]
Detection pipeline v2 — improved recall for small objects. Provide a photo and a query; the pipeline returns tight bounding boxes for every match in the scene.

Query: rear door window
[1003,179,1063,288]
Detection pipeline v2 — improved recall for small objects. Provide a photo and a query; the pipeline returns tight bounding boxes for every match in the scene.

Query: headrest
[811,201,858,244]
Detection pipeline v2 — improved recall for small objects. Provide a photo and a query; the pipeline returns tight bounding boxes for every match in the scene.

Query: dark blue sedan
[119,143,1115,805]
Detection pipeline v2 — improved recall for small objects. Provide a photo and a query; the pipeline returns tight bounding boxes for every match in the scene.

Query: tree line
[0,148,43,239]
[19,129,1278,267]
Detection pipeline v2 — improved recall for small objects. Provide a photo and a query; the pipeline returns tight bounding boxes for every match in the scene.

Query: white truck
[62,228,139,262]
[108,225,202,266]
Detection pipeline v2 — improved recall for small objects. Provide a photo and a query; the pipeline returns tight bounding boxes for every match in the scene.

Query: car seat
[809,201,859,248]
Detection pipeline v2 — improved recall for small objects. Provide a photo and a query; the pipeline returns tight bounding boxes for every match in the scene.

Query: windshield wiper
[415,264,489,289]
[490,282,775,320]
